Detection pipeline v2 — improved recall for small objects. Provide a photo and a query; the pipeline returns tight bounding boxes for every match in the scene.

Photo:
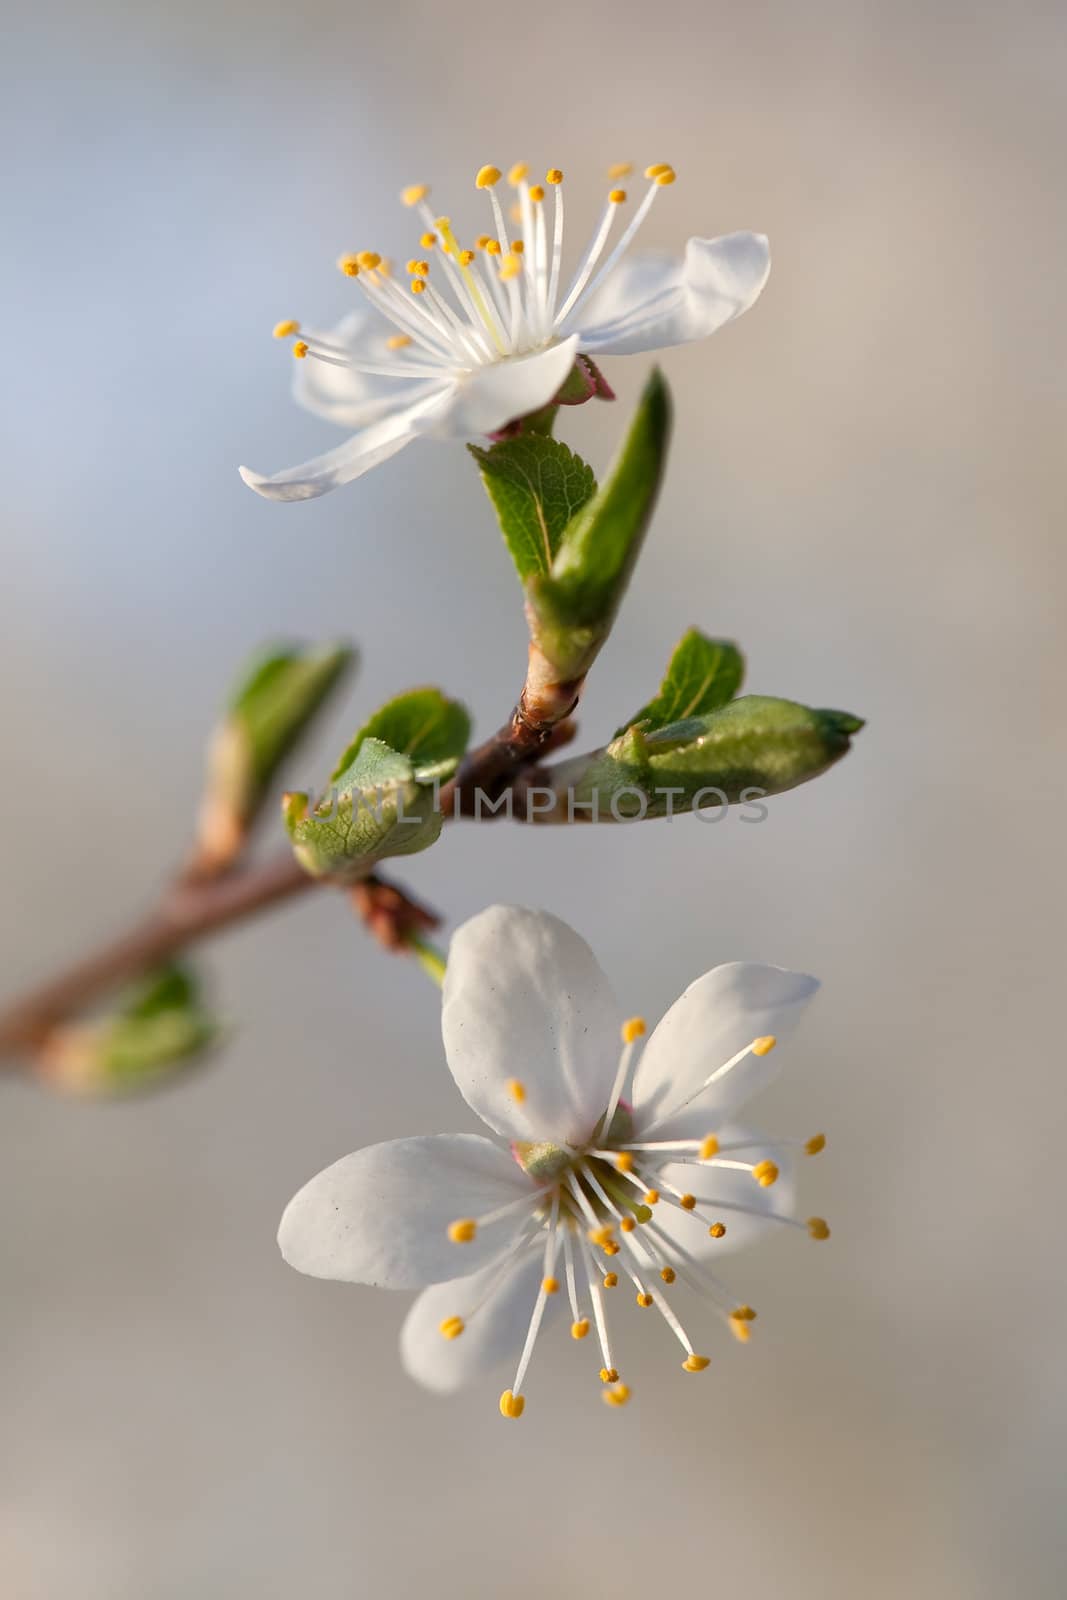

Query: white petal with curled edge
[277,1133,533,1289]
[239,384,453,501]
[442,905,621,1146]
[573,233,771,356]
[423,335,580,438]
[293,309,448,430]
[631,962,819,1138]
[648,1123,797,1262]
[400,1243,558,1394]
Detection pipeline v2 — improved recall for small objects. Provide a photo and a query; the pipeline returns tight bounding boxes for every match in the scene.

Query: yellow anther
[645,162,674,179]
[447,1218,477,1244]
[406,259,430,277]
[603,1272,618,1289]
[683,1354,711,1372]
[752,1034,777,1056]
[512,238,524,252]
[337,255,360,276]
[459,249,476,266]
[643,1190,660,1206]
[507,1078,526,1103]
[499,254,523,281]
[660,1266,676,1284]
[475,234,491,249]
[499,1389,525,1419]
[708,1222,726,1239]
[609,188,627,204]
[654,167,677,186]
[621,1016,646,1044]
[679,1194,696,1211]
[357,250,381,270]
[433,214,451,231]
[410,279,426,295]
[509,203,522,223]
[608,162,633,180]
[602,1381,631,1408]
[386,334,412,350]
[420,231,437,249]
[807,1216,831,1240]
[571,1318,590,1340]
[588,1224,615,1247]
[806,1133,827,1156]
[291,341,309,360]
[620,1216,636,1234]
[485,238,502,256]
[401,184,429,206]
[636,1292,653,1309]
[731,1305,757,1321]
[602,1240,620,1256]
[599,1367,619,1384]
[753,1160,780,1188]
[529,184,545,203]
[475,164,502,188]
[731,1320,752,1344]
[508,162,529,184]
[542,1276,560,1295]
[546,168,564,185]
[272,319,300,339]
[438,1316,465,1340]
[378,258,393,278]
[615,1152,634,1174]
[699,1135,719,1161]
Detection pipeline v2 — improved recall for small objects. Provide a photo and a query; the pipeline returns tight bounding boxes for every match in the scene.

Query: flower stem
[406,935,447,988]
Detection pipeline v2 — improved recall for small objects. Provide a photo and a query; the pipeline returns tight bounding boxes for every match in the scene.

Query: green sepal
[204,641,355,836]
[285,688,470,881]
[550,696,864,820]
[526,368,672,680]
[468,434,597,582]
[618,629,745,737]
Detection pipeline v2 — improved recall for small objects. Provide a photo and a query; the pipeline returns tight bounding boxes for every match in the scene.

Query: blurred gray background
[2,0,1065,1594]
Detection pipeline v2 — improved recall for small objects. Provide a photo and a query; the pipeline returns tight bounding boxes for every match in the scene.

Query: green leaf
[527,368,672,680]
[619,630,745,736]
[538,696,864,821]
[469,435,597,582]
[330,688,471,785]
[198,642,355,870]
[45,963,220,1096]
[287,688,470,881]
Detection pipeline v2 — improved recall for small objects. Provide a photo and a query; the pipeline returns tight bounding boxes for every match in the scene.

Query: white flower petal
[574,233,771,357]
[424,335,580,439]
[442,905,621,1146]
[631,962,819,1137]
[238,385,452,502]
[293,309,444,430]
[649,1124,797,1263]
[400,1242,557,1394]
[277,1133,532,1289]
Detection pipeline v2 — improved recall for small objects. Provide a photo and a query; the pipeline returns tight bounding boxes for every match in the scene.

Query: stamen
[475,165,502,188]
[546,168,564,184]
[420,231,437,249]
[386,334,412,350]
[357,251,381,270]
[603,1272,618,1288]
[292,341,308,359]
[508,162,529,184]
[708,1222,726,1239]
[682,1354,711,1372]
[499,1389,525,1419]
[509,1193,560,1400]
[806,1134,827,1156]
[753,1161,780,1188]
[752,1035,777,1056]
[438,1316,464,1340]
[579,1232,618,1382]
[572,1319,590,1339]
[660,1266,676,1284]
[608,162,633,180]
[615,1152,634,1173]
[644,1190,660,1205]
[602,1382,631,1407]
[272,320,300,339]
[622,1017,646,1044]
[529,184,545,202]
[636,1292,653,1308]
[807,1217,831,1240]
[507,1079,526,1103]
[700,1136,719,1161]
[401,184,429,206]
[448,1219,476,1243]
[542,1276,560,1294]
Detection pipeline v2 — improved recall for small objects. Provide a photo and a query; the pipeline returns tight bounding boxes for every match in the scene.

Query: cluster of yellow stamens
[270,158,680,377]
[437,1014,828,1418]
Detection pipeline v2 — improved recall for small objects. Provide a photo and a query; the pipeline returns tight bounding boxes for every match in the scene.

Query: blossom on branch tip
[278,906,828,1417]
[240,162,770,501]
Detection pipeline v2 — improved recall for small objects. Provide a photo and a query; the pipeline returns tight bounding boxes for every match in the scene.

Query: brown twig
[0,645,587,1065]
